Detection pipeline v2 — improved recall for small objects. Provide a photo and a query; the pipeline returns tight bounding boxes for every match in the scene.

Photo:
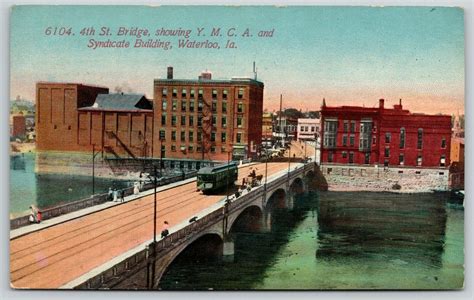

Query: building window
[212,101,217,112]
[198,99,203,112]
[364,153,370,164]
[441,137,446,148]
[323,120,337,149]
[182,88,187,98]
[311,126,315,132]
[349,135,355,147]
[159,130,166,140]
[212,89,217,99]
[399,154,404,165]
[237,102,243,113]
[211,146,216,153]
[181,100,186,111]
[171,145,176,152]
[343,121,349,133]
[223,89,228,99]
[359,121,372,151]
[222,116,227,127]
[196,146,202,153]
[350,121,356,133]
[328,151,333,163]
[190,89,195,98]
[172,100,177,111]
[181,115,186,126]
[198,89,203,98]
[384,147,390,157]
[349,152,354,164]
[440,155,446,167]
[237,132,242,143]
[197,132,202,142]
[221,132,227,142]
[189,116,194,126]
[211,115,217,126]
[342,151,347,158]
[171,115,177,126]
[417,128,423,149]
[172,88,177,97]
[222,102,227,113]
[162,99,167,110]
[180,131,186,142]
[189,131,194,142]
[162,88,167,96]
[238,88,244,99]
[197,116,202,127]
[189,100,195,112]
[385,132,391,143]
[161,113,167,126]
[171,131,176,141]
[417,155,422,166]
[342,135,348,146]
[188,145,194,152]
[211,132,216,142]
[237,116,243,128]
[400,127,406,149]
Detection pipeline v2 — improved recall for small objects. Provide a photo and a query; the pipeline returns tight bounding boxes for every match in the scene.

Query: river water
[159,191,464,290]
[9,153,130,218]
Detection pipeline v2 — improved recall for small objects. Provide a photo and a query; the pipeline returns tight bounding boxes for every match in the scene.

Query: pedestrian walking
[108,187,113,201]
[120,189,125,202]
[113,188,118,202]
[133,182,140,195]
[29,205,38,223]
[161,221,169,238]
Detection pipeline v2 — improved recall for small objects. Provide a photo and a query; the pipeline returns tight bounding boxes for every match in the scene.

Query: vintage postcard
[9,5,464,290]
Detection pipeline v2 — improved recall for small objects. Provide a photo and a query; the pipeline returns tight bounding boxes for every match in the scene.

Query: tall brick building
[35,68,264,162]
[320,99,451,168]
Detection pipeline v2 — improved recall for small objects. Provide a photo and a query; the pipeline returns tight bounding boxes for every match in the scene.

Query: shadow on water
[158,192,318,290]
[316,192,448,269]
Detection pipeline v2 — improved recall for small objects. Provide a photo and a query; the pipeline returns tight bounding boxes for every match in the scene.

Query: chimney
[167,66,173,79]
[198,70,212,80]
[379,98,385,109]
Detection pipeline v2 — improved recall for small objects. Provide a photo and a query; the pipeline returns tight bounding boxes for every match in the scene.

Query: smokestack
[379,98,385,109]
[167,66,173,79]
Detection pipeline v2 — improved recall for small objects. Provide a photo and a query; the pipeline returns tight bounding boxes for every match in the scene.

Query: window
[342,135,348,146]
[237,102,243,113]
[181,131,186,142]
[212,101,217,112]
[441,137,446,148]
[188,145,194,152]
[300,125,304,132]
[349,135,355,147]
[311,126,315,132]
[172,88,177,97]
[171,115,177,126]
[364,153,370,164]
[417,155,422,166]
[198,89,203,98]
[162,88,167,96]
[197,132,202,142]
[161,113,167,126]
[171,145,176,152]
[328,151,333,163]
[359,121,372,151]
[212,89,217,99]
[172,100,177,111]
[171,131,176,141]
[182,88,187,98]
[189,116,194,126]
[399,154,404,165]
[198,99,203,112]
[417,128,423,149]
[159,130,166,140]
[323,120,338,149]
[211,146,216,153]
[181,100,186,111]
[189,100,195,112]
[162,99,167,110]
[212,115,217,126]
[237,132,242,143]
[189,131,194,142]
[350,121,356,133]
[181,115,186,126]
[400,128,406,149]
[238,88,244,99]
[384,147,390,157]
[342,151,347,158]
[211,132,216,142]
[440,155,446,167]
[343,121,349,133]
[237,116,243,128]
[197,116,202,127]
[222,116,227,127]
[349,152,354,164]
[385,132,391,143]
[190,89,195,98]
[222,102,227,113]
[221,132,227,142]
[196,146,202,153]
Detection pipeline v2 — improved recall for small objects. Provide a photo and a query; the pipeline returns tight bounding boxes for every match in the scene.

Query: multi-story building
[297,118,320,142]
[320,99,451,168]
[153,67,264,161]
[10,113,26,139]
[273,114,297,147]
[262,112,274,148]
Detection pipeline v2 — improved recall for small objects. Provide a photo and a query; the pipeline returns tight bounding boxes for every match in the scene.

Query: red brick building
[10,113,26,139]
[320,99,451,168]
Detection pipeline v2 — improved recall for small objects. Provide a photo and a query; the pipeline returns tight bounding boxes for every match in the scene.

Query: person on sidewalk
[28,205,38,223]
[161,221,169,238]
[108,187,113,201]
[120,189,125,202]
[113,188,118,202]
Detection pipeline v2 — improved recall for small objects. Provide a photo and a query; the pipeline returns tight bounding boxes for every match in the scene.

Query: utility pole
[92,144,100,195]
[279,94,283,148]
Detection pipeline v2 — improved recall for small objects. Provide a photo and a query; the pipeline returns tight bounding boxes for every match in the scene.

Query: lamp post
[92,144,101,195]
[288,145,291,182]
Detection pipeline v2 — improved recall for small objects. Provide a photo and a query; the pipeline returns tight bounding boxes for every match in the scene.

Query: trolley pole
[153,164,157,244]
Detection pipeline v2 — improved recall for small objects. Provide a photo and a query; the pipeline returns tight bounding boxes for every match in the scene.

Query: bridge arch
[266,188,287,210]
[155,232,224,288]
[227,205,263,235]
[290,177,305,195]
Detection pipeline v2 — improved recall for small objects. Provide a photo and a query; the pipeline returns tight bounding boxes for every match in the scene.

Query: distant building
[262,112,274,148]
[10,113,26,139]
[297,118,320,142]
[273,114,297,147]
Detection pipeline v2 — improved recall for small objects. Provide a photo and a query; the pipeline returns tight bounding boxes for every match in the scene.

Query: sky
[10,5,465,115]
